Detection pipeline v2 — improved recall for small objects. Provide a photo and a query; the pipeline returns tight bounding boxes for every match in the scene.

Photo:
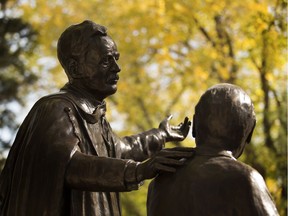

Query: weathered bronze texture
[147,83,279,216]
[0,20,192,216]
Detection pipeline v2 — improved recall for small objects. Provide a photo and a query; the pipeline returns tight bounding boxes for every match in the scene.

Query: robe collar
[60,83,106,124]
[195,145,236,160]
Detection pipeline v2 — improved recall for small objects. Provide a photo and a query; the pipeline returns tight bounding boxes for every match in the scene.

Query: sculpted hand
[159,115,191,142]
[136,147,194,181]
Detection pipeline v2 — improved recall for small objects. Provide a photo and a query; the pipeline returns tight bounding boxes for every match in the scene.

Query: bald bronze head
[192,83,256,158]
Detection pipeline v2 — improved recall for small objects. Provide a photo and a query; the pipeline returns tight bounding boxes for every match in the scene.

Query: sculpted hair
[57,20,107,80]
[194,83,256,151]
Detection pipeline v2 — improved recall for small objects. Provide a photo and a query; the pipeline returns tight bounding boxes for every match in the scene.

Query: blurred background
[0,0,287,215]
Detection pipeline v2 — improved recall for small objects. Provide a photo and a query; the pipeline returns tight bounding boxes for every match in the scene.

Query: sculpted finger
[167,114,173,121]
[181,119,191,132]
[169,147,195,152]
[183,117,189,126]
[154,163,177,173]
[170,125,181,130]
[156,157,185,166]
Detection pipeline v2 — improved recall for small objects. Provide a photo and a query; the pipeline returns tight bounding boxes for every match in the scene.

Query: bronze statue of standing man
[147,84,279,216]
[0,20,192,216]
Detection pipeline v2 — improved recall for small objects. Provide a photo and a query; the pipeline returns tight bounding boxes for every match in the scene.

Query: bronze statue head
[57,20,121,100]
[192,83,256,158]
[57,20,107,80]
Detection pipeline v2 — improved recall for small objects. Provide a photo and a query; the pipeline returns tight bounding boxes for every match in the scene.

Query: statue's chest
[82,121,115,157]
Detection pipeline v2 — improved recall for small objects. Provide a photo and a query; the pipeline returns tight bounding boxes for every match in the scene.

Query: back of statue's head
[193,83,256,152]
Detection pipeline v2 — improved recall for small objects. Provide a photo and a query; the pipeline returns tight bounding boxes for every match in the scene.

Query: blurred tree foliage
[1,0,287,215]
[0,0,37,167]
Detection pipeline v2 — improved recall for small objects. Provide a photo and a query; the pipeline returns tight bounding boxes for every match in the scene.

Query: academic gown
[0,84,165,216]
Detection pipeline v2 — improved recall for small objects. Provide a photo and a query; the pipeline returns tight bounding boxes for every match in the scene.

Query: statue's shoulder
[39,91,74,102]
[217,159,263,187]
[36,91,77,106]
[29,91,80,117]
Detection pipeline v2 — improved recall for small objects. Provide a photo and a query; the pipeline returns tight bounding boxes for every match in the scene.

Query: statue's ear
[192,115,196,138]
[68,58,80,78]
[246,120,256,144]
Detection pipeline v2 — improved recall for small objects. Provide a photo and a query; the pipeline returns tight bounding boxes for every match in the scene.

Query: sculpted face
[79,36,121,100]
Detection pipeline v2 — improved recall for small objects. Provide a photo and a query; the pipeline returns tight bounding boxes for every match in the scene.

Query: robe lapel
[59,86,110,157]
[84,120,109,157]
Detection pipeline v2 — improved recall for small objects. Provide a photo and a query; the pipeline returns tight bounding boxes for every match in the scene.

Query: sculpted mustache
[107,74,119,80]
